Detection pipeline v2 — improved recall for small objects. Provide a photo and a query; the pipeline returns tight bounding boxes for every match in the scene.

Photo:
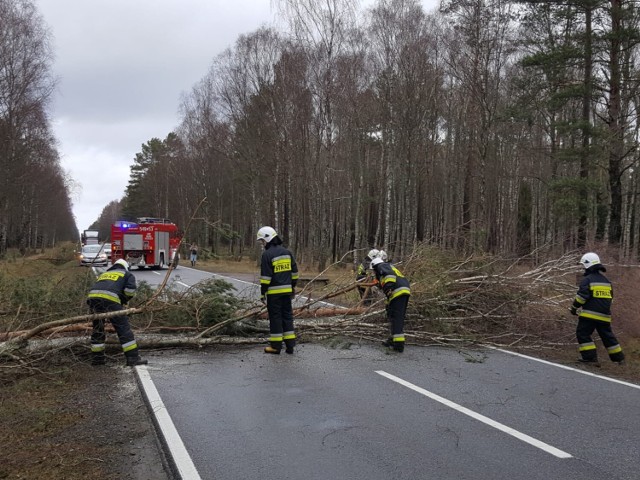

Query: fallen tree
[1,248,584,364]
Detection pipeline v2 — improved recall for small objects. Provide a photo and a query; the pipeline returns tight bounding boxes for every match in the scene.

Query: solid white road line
[488,347,640,390]
[375,370,573,459]
[135,366,203,480]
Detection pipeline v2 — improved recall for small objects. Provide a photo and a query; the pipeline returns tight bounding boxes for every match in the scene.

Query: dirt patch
[0,354,169,480]
[605,265,640,339]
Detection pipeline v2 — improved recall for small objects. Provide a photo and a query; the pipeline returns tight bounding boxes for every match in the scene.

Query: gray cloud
[35,0,274,230]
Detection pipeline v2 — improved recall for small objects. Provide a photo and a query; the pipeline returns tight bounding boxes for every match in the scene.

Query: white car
[79,244,109,267]
[104,243,112,260]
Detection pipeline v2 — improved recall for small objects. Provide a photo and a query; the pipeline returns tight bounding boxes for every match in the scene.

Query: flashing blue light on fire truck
[114,221,138,230]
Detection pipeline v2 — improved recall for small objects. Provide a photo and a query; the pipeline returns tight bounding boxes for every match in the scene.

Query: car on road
[79,244,109,267]
[104,243,112,260]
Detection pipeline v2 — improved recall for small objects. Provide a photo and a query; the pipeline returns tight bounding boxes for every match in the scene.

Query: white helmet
[366,249,380,261]
[113,258,129,270]
[371,257,384,267]
[378,250,388,261]
[257,226,277,243]
[579,252,600,269]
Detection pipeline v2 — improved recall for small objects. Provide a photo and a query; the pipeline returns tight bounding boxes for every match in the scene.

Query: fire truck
[111,218,182,269]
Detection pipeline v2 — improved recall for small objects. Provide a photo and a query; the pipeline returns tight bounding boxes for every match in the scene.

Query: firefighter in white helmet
[370,254,410,352]
[356,248,379,304]
[570,252,624,364]
[257,226,299,354]
[87,259,148,366]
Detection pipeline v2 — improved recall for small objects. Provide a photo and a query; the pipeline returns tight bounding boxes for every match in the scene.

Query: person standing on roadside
[190,243,198,267]
[87,259,148,366]
[257,226,299,354]
[370,253,410,352]
[570,252,625,365]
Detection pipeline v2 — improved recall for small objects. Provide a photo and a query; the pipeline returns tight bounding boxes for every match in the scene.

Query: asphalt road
[140,344,640,480]
[107,264,640,479]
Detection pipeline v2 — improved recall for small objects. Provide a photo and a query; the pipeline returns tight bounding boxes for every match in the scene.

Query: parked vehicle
[79,244,109,267]
[81,230,100,245]
[104,243,112,260]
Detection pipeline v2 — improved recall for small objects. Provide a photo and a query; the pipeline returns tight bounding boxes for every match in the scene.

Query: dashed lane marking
[487,347,640,390]
[376,370,573,459]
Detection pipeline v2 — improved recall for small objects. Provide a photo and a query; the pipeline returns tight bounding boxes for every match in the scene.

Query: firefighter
[87,259,148,366]
[356,248,379,304]
[370,254,410,352]
[257,226,299,354]
[570,252,625,364]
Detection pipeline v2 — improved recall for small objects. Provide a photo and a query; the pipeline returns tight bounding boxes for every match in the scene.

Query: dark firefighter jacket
[260,243,299,296]
[372,261,411,302]
[356,258,371,281]
[87,264,137,305]
[572,265,612,322]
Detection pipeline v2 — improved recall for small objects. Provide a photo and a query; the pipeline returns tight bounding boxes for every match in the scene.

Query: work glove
[569,306,578,316]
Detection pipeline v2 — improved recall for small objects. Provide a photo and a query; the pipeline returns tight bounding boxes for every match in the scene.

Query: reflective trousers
[576,316,624,362]
[386,294,409,342]
[266,294,295,351]
[88,298,138,359]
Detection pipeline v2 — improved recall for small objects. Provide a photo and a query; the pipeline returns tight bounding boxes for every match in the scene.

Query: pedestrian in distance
[257,226,299,355]
[570,252,625,365]
[189,243,198,267]
[87,259,148,366]
[370,252,410,352]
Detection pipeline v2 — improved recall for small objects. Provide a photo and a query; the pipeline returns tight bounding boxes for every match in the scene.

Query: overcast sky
[35,0,437,233]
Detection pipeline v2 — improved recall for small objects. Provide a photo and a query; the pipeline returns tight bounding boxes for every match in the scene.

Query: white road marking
[376,370,573,459]
[135,366,202,480]
[487,347,640,390]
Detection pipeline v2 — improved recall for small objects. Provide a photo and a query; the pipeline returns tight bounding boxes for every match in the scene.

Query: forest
[0,0,77,254]
[4,0,640,268]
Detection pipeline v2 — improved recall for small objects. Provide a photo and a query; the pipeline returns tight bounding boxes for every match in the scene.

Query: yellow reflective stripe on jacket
[267,285,293,295]
[381,274,396,286]
[574,295,587,305]
[88,291,121,304]
[388,287,411,302]
[580,310,611,322]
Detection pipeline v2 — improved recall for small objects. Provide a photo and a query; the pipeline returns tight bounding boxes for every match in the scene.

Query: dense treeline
[109,0,640,267]
[0,0,77,256]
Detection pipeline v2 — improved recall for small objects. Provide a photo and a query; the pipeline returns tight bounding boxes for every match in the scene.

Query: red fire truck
[111,218,182,269]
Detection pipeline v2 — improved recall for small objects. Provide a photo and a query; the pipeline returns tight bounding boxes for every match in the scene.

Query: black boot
[285,339,295,355]
[126,356,148,366]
